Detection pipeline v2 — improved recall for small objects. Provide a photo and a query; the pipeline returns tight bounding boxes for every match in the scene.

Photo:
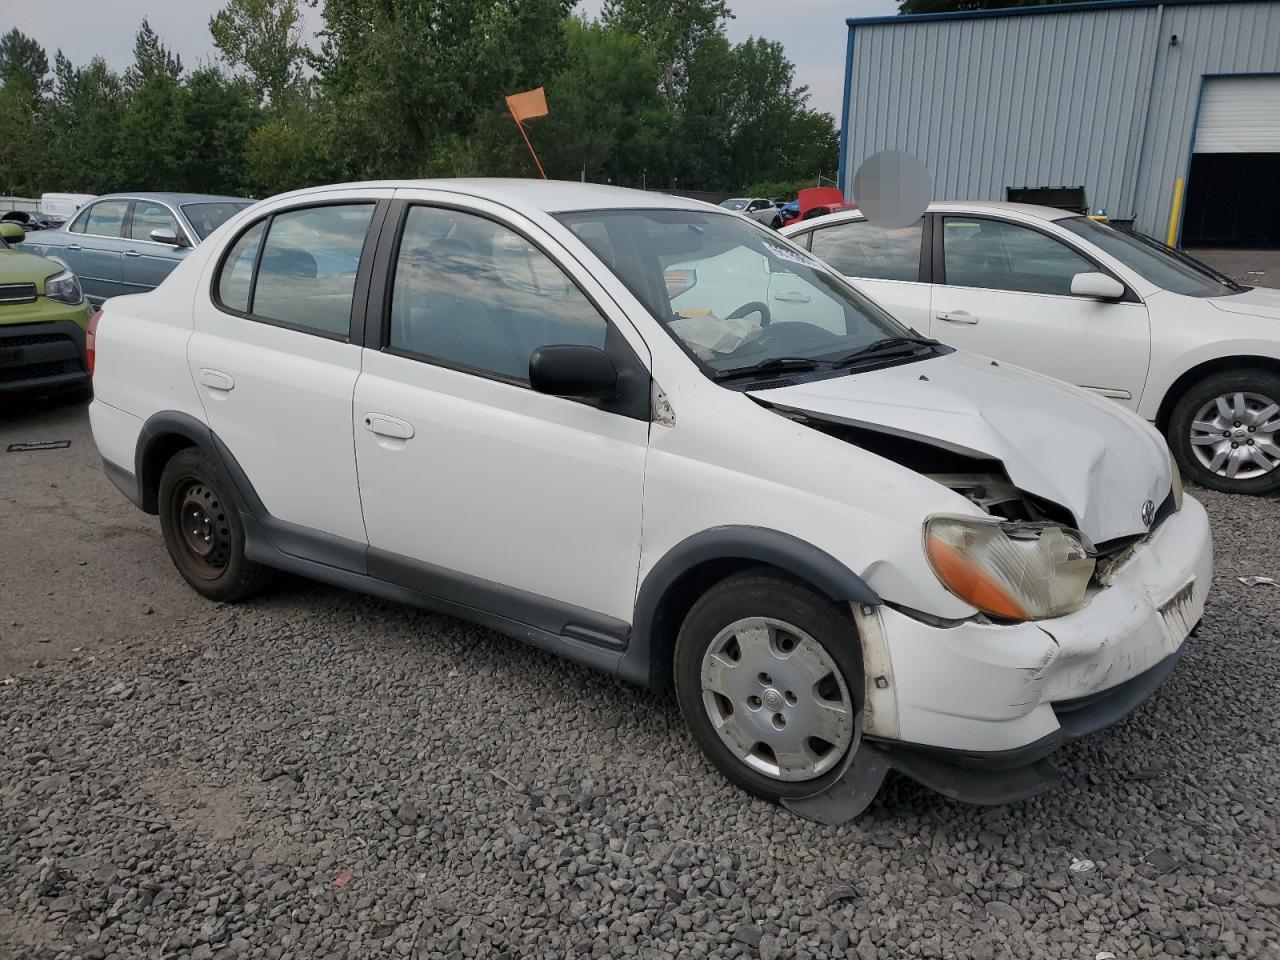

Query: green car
[0,221,95,401]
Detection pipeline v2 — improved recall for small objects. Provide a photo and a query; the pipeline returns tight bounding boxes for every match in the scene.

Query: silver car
[23,192,252,306]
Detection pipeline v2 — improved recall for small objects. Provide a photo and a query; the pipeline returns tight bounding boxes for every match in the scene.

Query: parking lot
[0,398,1275,960]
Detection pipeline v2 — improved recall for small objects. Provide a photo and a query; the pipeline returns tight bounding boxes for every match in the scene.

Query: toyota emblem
[1141,499,1156,527]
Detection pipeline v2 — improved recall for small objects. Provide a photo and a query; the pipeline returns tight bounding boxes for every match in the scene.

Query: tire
[158,447,272,602]
[770,216,782,230]
[673,569,863,802]
[1167,369,1280,495]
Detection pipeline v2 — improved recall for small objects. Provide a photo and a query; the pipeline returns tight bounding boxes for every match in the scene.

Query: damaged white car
[89,181,1212,820]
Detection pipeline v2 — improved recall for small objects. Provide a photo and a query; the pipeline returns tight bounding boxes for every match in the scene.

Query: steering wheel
[726,300,772,327]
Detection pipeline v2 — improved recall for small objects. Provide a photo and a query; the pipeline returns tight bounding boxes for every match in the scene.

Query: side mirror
[529,344,617,400]
[0,222,25,242]
[150,227,184,247]
[1071,271,1125,300]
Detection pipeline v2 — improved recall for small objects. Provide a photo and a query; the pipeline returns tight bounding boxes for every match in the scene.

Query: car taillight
[86,309,102,376]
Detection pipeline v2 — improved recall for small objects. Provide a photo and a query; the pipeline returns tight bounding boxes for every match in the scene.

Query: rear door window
[81,201,129,238]
[810,218,924,282]
[251,206,373,336]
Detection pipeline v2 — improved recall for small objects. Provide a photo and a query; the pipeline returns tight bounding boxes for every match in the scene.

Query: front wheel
[1168,369,1280,495]
[674,571,862,802]
[158,447,272,601]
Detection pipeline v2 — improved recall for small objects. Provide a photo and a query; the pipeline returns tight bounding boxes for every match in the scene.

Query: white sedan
[784,202,1280,495]
[88,180,1209,819]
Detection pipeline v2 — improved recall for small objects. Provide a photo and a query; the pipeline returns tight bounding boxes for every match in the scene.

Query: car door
[930,214,1151,408]
[188,190,392,550]
[122,199,189,294]
[64,200,130,304]
[352,191,650,630]
[799,215,933,331]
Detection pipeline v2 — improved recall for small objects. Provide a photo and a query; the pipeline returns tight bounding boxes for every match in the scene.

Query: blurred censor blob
[852,151,932,228]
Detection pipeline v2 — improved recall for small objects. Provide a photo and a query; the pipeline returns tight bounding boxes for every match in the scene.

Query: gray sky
[6,0,898,118]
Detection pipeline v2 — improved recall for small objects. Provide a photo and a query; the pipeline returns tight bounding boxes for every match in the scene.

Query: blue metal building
[839,0,1280,246]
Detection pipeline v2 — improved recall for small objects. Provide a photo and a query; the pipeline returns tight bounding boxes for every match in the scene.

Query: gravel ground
[1,403,1278,960]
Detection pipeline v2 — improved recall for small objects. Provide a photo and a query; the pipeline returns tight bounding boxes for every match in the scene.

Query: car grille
[0,358,80,383]
[0,332,64,347]
[0,283,37,305]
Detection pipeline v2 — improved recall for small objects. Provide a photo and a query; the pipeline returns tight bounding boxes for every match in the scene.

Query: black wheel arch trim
[619,525,881,687]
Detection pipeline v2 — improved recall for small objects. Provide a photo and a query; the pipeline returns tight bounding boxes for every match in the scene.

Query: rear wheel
[1168,369,1280,495]
[674,571,862,801]
[158,447,271,601]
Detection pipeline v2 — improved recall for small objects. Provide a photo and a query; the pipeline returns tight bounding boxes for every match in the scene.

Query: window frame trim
[931,212,1141,304]
[208,198,387,344]
[73,199,131,239]
[801,213,931,285]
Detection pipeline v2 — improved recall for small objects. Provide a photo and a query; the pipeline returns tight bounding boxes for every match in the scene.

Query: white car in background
[720,197,783,229]
[784,203,1280,495]
[88,180,1209,820]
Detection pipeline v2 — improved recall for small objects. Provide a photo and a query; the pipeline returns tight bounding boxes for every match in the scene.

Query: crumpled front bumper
[784,496,1213,822]
[873,493,1213,754]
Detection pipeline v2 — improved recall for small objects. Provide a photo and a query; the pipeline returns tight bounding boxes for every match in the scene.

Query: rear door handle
[124,250,141,258]
[66,244,82,252]
[936,310,979,324]
[199,368,235,391]
[363,413,415,440]
[773,291,811,304]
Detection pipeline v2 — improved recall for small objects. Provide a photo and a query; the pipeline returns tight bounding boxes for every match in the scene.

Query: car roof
[267,179,717,215]
[91,192,252,205]
[784,200,1081,231]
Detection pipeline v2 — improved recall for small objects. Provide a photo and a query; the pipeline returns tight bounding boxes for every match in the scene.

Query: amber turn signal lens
[925,536,1030,621]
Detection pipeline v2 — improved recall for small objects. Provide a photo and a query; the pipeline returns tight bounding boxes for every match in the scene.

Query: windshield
[181,201,252,240]
[719,199,749,211]
[557,209,917,380]
[1058,216,1241,298]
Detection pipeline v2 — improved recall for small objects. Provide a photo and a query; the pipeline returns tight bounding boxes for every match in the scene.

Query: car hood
[1209,286,1280,320]
[0,249,61,284]
[753,350,1171,543]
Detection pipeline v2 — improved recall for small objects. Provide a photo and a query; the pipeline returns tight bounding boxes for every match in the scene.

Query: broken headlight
[924,516,1096,622]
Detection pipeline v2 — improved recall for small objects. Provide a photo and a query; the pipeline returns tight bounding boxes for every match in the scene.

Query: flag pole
[509,109,547,180]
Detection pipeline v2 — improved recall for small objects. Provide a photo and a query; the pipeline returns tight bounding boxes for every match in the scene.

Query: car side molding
[619,526,881,688]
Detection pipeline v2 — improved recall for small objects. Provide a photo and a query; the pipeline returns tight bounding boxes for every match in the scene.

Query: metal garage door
[1194,76,1280,153]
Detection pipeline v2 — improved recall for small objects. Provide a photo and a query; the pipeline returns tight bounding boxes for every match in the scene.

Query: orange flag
[505,87,549,179]
[505,87,548,123]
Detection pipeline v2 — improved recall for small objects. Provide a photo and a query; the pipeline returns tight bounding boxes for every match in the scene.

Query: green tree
[0,28,50,96]
[0,30,50,195]
[179,67,260,194]
[314,0,574,179]
[210,0,308,108]
[601,0,730,101]
[536,18,671,186]
[44,53,128,193]
[125,18,183,90]
[116,20,186,189]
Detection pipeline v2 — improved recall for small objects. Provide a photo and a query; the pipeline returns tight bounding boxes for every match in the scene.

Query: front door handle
[936,310,979,324]
[199,368,235,391]
[363,413,415,440]
[773,291,811,304]
[66,244,82,252]
[124,250,141,258]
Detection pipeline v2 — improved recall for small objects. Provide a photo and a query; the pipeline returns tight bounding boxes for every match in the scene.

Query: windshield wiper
[831,336,939,369]
[713,356,832,382]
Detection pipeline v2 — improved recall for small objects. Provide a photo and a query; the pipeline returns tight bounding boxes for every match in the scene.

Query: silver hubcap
[1189,391,1280,480]
[699,617,854,782]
